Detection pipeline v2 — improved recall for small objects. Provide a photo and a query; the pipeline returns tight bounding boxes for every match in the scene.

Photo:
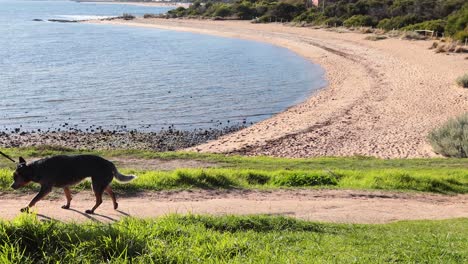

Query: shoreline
[86,19,467,158]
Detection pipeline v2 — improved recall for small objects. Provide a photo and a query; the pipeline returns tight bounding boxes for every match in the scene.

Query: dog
[11,155,136,214]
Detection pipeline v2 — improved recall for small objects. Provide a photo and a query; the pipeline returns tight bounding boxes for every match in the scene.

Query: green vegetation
[0,147,467,194]
[343,14,375,27]
[166,0,305,21]
[162,0,467,40]
[402,19,447,33]
[428,113,468,158]
[2,167,466,194]
[457,74,468,88]
[446,4,468,40]
[0,214,466,263]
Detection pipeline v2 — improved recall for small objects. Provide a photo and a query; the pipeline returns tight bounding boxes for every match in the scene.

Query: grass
[457,74,468,88]
[1,166,467,194]
[2,146,468,170]
[0,147,467,194]
[365,35,387,41]
[0,214,466,263]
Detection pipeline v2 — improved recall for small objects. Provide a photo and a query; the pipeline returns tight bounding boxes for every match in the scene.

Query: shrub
[293,9,326,24]
[324,17,343,27]
[377,15,420,30]
[143,13,158,19]
[213,5,232,18]
[365,35,387,41]
[445,4,468,38]
[167,6,187,18]
[343,15,375,28]
[456,74,468,88]
[402,19,447,33]
[454,30,468,42]
[428,113,468,158]
[401,31,427,40]
[121,13,135,20]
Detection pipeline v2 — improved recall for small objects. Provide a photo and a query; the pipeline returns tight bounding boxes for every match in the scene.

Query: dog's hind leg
[85,183,105,214]
[105,186,118,210]
[62,187,72,209]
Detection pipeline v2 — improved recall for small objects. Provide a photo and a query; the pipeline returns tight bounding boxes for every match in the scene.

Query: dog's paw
[61,205,70,209]
[20,207,30,213]
[85,209,94,214]
[114,203,119,210]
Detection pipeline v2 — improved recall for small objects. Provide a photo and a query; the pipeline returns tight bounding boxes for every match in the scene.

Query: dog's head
[11,157,33,190]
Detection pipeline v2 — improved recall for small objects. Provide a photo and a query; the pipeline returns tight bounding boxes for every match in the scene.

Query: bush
[293,8,326,24]
[402,19,447,33]
[377,15,420,30]
[121,13,135,20]
[324,17,343,27]
[428,113,468,158]
[456,74,468,88]
[343,15,375,28]
[401,31,427,40]
[143,13,158,19]
[445,4,468,38]
[213,5,232,18]
[167,7,187,18]
[454,30,468,42]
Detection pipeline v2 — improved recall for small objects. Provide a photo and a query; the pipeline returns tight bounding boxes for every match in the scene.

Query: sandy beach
[91,18,468,158]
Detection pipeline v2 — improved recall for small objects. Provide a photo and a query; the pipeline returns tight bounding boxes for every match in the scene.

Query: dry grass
[401,31,427,40]
[429,42,438,49]
[456,74,468,88]
[365,35,387,41]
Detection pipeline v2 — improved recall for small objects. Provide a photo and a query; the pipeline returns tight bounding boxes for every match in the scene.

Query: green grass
[0,214,466,263]
[2,146,468,170]
[1,147,467,194]
[1,167,467,194]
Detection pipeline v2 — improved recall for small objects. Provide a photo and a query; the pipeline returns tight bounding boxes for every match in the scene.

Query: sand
[2,190,467,223]
[90,18,468,158]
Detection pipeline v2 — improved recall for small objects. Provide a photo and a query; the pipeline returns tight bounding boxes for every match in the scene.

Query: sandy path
[91,19,468,158]
[1,190,466,224]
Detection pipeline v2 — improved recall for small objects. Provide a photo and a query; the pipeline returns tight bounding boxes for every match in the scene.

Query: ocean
[0,0,325,132]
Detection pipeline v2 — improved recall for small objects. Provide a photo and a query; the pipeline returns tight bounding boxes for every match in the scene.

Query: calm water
[0,0,325,132]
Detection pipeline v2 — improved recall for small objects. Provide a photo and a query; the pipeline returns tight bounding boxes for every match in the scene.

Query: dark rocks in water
[48,19,79,23]
[32,19,43,22]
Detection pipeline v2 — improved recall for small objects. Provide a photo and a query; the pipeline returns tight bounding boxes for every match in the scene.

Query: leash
[0,150,17,164]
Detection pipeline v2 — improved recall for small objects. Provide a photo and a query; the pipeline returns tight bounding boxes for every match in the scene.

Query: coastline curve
[89,18,468,158]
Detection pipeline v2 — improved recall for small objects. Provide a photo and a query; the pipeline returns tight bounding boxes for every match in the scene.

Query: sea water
[0,0,325,132]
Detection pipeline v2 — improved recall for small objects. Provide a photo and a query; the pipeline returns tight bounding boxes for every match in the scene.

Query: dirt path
[1,190,466,224]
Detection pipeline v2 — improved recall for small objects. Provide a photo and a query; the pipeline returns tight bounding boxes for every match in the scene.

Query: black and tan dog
[11,155,136,214]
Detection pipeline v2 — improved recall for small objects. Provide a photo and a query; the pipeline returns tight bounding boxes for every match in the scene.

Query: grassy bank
[0,147,467,194]
[0,214,466,263]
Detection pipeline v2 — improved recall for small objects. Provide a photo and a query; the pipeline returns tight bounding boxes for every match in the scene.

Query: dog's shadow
[65,208,118,222]
[36,208,132,223]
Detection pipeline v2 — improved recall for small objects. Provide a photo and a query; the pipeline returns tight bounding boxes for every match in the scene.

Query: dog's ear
[19,157,26,165]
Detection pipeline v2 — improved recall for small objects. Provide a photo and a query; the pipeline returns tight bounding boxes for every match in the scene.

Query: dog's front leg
[21,185,52,213]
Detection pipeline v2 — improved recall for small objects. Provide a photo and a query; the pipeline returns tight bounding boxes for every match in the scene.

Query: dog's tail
[113,169,137,183]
